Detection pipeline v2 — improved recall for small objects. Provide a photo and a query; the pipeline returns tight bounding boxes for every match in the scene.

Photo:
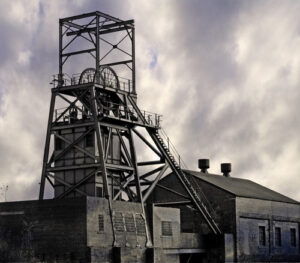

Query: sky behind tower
[0,0,300,201]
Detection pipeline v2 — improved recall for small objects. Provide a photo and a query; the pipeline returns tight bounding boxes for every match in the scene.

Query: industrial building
[148,160,300,262]
[0,11,299,262]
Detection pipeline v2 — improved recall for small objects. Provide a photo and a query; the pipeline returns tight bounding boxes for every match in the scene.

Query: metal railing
[54,106,88,123]
[156,128,218,223]
[54,103,162,128]
[50,73,132,93]
[158,127,188,169]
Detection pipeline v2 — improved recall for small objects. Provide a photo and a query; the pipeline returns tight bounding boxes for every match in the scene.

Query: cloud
[0,0,299,202]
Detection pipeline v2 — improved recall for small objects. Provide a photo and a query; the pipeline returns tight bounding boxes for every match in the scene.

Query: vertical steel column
[39,91,56,200]
[131,26,136,94]
[95,14,100,82]
[58,20,63,86]
[90,86,109,198]
[90,85,116,246]
[128,130,152,247]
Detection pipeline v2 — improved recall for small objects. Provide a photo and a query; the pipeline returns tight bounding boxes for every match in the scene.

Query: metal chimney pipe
[221,163,231,177]
[198,159,210,173]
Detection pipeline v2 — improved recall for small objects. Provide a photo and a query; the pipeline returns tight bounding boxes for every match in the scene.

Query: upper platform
[57,11,136,94]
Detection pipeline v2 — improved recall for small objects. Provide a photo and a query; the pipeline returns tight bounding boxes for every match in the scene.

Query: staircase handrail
[156,128,219,231]
[158,127,188,169]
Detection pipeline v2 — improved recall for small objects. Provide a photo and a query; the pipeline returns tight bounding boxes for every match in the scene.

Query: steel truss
[39,12,221,249]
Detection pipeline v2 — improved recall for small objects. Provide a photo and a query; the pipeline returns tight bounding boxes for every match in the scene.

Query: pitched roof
[184,170,299,204]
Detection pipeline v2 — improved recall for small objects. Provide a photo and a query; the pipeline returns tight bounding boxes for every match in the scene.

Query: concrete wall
[152,206,181,249]
[151,206,208,263]
[86,197,148,263]
[0,197,151,263]
[0,197,87,262]
[236,197,300,262]
[151,206,180,263]
[149,173,236,235]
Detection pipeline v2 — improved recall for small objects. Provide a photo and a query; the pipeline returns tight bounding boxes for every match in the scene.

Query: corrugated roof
[184,170,299,204]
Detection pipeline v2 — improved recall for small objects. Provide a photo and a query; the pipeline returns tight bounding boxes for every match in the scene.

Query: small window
[125,214,135,232]
[114,212,124,232]
[275,227,281,247]
[259,226,266,246]
[85,132,94,147]
[162,221,172,236]
[96,186,103,197]
[98,215,104,232]
[291,228,296,247]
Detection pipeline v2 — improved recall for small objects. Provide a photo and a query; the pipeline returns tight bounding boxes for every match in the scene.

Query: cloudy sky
[0,0,300,202]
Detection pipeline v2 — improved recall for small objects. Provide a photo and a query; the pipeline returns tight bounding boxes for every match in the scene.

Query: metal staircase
[127,95,221,234]
[150,129,221,235]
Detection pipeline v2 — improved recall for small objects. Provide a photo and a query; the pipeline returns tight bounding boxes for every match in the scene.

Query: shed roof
[184,170,299,204]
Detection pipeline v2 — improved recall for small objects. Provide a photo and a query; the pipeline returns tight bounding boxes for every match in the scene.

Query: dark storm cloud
[0,0,299,201]
[132,1,300,200]
[0,0,131,200]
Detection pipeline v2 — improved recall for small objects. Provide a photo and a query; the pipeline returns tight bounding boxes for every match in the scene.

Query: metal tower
[39,11,221,239]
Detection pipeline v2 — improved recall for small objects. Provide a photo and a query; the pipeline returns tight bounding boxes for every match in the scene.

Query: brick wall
[0,197,87,262]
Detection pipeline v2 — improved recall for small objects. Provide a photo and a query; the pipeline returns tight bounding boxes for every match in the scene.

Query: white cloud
[0,0,300,202]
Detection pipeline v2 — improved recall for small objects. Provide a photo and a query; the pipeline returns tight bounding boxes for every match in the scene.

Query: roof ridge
[183,169,299,204]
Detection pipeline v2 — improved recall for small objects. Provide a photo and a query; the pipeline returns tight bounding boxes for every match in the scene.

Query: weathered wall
[86,197,148,263]
[191,177,236,234]
[152,206,180,249]
[236,197,300,262]
[0,197,150,263]
[0,197,87,262]
[151,206,180,263]
[149,173,236,235]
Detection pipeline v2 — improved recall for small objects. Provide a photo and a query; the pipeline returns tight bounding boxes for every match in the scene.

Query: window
[98,215,104,232]
[85,132,94,147]
[114,212,124,232]
[275,227,281,247]
[259,226,266,246]
[161,221,172,236]
[96,186,103,197]
[125,214,135,232]
[291,228,296,247]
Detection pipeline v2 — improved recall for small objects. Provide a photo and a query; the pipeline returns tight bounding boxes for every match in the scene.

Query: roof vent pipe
[198,159,209,173]
[221,163,231,177]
